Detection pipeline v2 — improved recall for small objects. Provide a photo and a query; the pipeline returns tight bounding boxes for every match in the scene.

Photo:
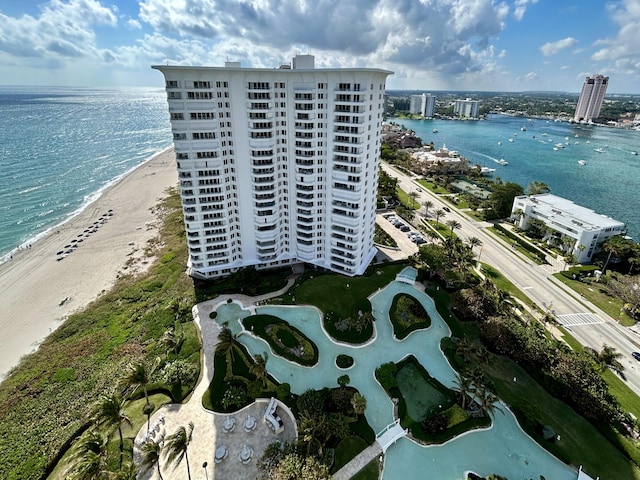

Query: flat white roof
[515,193,624,231]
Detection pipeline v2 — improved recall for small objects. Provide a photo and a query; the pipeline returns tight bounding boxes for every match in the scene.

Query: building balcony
[249,138,276,149]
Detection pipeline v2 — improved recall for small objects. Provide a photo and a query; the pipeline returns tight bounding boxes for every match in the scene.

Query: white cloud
[513,0,538,21]
[127,18,142,29]
[0,0,117,62]
[138,0,509,80]
[592,0,640,67]
[540,37,577,56]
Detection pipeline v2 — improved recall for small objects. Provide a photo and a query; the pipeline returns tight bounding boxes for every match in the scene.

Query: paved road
[381,162,640,397]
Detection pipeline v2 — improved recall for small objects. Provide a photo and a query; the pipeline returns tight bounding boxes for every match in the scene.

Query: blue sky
[1,0,639,93]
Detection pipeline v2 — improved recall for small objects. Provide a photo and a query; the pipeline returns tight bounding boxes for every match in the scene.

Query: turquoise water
[0,86,171,262]
[395,115,640,240]
[212,268,576,479]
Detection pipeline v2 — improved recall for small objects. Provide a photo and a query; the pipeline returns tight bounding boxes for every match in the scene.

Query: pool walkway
[333,420,407,480]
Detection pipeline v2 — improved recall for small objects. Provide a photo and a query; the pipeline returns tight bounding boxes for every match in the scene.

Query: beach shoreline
[0,148,179,380]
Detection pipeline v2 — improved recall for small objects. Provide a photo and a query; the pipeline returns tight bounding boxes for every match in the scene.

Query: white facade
[409,93,435,117]
[511,193,625,264]
[153,56,392,279]
[454,98,480,118]
[574,74,609,123]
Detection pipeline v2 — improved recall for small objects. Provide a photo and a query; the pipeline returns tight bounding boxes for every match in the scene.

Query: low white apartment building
[153,55,392,279]
[511,193,625,263]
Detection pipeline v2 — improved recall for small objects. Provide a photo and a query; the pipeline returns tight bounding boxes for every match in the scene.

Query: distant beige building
[409,144,468,175]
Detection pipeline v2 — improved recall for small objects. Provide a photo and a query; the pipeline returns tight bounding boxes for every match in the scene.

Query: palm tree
[298,411,326,455]
[249,352,268,388]
[351,392,367,415]
[138,438,165,480]
[467,236,482,251]
[602,235,631,273]
[586,344,626,380]
[122,360,157,431]
[475,386,501,418]
[445,219,461,234]
[164,422,194,480]
[64,431,110,480]
[452,375,474,410]
[216,326,238,361]
[159,323,185,354]
[90,394,132,469]
[422,200,434,217]
[434,208,445,227]
[454,337,475,363]
[408,190,419,209]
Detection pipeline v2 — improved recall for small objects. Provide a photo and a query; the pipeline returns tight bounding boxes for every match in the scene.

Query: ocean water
[0,86,171,262]
[394,115,640,240]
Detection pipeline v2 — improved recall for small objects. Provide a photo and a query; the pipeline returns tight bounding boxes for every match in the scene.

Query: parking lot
[375,212,422,260]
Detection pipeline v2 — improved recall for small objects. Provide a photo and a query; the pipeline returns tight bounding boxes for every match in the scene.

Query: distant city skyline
[1,1,640,93]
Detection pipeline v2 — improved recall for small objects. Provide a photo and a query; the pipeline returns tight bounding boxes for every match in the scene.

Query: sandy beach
[0,148,178,380]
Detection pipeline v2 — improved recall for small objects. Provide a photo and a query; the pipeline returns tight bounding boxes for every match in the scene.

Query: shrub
[336,355,354,369]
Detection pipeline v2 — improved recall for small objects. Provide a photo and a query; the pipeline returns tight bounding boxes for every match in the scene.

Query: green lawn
[416,178,450,194]
[484,356,640,480]
[553,274,635,326]
[396,186,421,210]
[293,263,406,321]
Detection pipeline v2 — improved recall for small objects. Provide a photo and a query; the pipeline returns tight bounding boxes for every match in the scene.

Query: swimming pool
[211,267,577,479]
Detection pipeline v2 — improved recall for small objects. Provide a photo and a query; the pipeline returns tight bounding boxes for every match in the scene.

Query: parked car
[632,352,640,361]
[408,231,418,239]
[415,237,426,244]
[400,225,410,232]
[442,206,451,212]
[395,222,404,229]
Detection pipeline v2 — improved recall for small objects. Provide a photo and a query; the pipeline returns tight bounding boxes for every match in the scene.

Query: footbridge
[333,420,408,480]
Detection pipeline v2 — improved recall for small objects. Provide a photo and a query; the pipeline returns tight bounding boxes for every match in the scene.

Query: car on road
[442,206,451,212]
[400,225,410,232]
[415,237,426,245]
[632,352,640,361]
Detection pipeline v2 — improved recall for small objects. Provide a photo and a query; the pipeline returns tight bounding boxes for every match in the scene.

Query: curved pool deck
[212,267,577,480]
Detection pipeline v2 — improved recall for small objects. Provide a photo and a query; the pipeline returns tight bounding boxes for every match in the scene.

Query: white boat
[480,166,496,174]
[594,148,604,153]
[496,158,508,166]
[578,160,586,166]
[586,140,590,144]
[433,129,438,133]
[632,151,638,156]
[508,138,514,142]
[554,143,565,148]
[498,141,502,146]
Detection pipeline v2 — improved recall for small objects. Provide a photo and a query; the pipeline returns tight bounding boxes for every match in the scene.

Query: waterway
[393,115,640,240]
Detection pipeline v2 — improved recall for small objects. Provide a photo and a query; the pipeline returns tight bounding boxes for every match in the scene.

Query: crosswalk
[556,313,604,327]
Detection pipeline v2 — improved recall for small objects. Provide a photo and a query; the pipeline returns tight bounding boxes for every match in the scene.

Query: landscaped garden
[291,262,406,343]
[242,314,319,366]
[389,293,431,339]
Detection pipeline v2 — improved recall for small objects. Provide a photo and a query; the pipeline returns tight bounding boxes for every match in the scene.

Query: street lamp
[202,461,208,480]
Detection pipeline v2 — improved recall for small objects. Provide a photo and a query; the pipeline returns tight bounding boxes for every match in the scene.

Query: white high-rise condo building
[574,74,609,123]
[454,98,480,119]
[409,93,435,118]
[153,55,392,279]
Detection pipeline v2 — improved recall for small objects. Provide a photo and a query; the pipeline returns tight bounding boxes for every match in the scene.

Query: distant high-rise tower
[153,55,392,279]
[454,98,480,119]
[574,75,609,123]
[409,93,435,117]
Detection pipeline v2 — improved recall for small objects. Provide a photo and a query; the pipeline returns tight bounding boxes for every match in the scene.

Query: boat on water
[508,138,514,142]
[480,166,496,174]
[432,129,438,133]
[632,151,638,156]
[578,160,586,166]
[495,158,508,166]
[594,148,605,153]
[498,141,502,146]
[554,143,565,148]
